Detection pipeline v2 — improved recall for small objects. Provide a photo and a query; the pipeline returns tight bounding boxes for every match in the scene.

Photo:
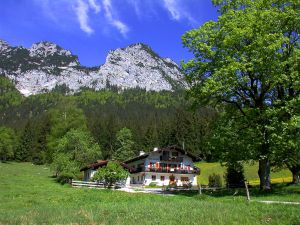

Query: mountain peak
[0,40,184,96]
[0,39,11,53]
[29,41,72,57]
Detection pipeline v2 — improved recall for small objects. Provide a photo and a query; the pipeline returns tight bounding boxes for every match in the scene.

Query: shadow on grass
[170,183,300,199]
[0,161,13,164]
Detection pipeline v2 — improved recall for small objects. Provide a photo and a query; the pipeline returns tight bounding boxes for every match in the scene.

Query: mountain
[0,40,185,96]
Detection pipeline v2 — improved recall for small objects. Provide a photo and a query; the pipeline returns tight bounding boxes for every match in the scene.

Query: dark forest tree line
[0,77,216,175]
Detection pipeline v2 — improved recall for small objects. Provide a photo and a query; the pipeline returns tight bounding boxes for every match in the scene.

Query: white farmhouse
[81,145,200,187]
[125,146,200,187]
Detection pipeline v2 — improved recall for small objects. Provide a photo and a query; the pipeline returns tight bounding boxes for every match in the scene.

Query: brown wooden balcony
[131,167,200,175]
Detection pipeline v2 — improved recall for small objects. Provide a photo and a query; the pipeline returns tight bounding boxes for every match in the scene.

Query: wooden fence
[71,180,125,189]
[71,180,105,188]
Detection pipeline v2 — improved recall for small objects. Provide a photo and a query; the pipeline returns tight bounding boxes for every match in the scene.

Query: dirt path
[253,200,300,205]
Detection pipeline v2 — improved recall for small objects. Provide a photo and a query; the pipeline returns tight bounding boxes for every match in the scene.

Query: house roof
[161,145,199,161]
[123,145,199,164]
[123,153,150,164]
[80,160,133,172]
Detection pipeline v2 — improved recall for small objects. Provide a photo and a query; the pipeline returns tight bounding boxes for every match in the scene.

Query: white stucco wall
[143,173,197,186]
[129,172,197,186]
[84,169,97,181]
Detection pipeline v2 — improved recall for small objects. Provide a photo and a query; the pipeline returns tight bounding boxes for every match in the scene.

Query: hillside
[1,162,299,225]
[195,162,292,186]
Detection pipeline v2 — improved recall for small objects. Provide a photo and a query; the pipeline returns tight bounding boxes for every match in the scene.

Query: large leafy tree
[269,97,300,183]
[51,129,102,181]
[55,129,102,168]
[46,103,88,162]
[182,0,299,189]
[112,127,135,161]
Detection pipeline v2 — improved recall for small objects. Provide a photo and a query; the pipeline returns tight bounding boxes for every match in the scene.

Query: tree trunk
[258,158,271,190]
[289,165,300,184]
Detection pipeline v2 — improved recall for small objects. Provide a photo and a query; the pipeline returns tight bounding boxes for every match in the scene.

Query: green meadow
[195,162,293,186]
[1,162,299,225]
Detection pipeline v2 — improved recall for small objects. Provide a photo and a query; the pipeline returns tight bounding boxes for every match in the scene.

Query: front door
[169,174,175,184]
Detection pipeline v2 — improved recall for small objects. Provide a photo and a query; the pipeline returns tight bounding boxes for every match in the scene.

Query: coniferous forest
[0,76,217,167]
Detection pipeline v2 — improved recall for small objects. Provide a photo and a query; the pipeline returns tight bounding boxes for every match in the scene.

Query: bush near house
[91,161,129,187]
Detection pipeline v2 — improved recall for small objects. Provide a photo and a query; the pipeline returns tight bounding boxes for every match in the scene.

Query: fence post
[244,181,250,201]
[198,183,202,195]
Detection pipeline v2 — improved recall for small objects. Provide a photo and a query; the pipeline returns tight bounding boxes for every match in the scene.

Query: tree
[269,99,300,183]
[51,129,102,182]
[112,127,135,161]
[0,76,22,110]
[55,129,102,168]
[0,126,15,161]
[50,152,78,183]
[47,103,88,162]
[92,161,129,187]
[224,162,245,188]
[182,0,299,190]
[15,120,36,161]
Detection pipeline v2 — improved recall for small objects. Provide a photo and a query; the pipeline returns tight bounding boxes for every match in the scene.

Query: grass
[195,161,292,186]
[1,162,300,225]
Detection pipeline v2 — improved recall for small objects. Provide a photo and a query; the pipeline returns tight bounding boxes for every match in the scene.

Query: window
[163,151,169,157]
[181,177,189,182]
[172,151,178,157]
[152,175,156,181]
[160,176,165,181]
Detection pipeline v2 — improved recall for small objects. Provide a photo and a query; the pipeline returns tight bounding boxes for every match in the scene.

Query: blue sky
[0,0,218,66]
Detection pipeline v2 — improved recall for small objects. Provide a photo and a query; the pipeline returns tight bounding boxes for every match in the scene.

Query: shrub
[224,162,245,188]
[92,162,129,188]
[208,173,222,188]
[149,182,157,187]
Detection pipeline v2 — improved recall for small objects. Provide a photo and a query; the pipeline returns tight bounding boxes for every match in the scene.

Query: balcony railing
[132,167,200,174]
[160,156,184,162]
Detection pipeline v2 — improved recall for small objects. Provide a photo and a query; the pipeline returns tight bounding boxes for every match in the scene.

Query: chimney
[139,151,145,156]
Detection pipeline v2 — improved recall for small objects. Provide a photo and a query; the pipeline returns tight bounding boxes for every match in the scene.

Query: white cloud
[163,0,181,20]
[103,0,129,37]
[74,0,94,35]
[88,0,101,13]
[162,0,197,25]
[127,0,142,17]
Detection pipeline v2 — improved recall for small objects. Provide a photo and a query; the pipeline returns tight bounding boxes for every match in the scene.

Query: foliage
[0,88,216,164]
[268,97,300,183]
[208,173,222,188]
[92,161,129,187]
[196,161,292,186]
[148,182,157,187]
[112,127,135,161]
[47,103,88,162]
[182,0,300,190]
[50,129,101,181]
[0,76,22,110]
[55,129,101,167]
[224,162,245,188]
[0,126,15,161]
[50,152,78,183]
